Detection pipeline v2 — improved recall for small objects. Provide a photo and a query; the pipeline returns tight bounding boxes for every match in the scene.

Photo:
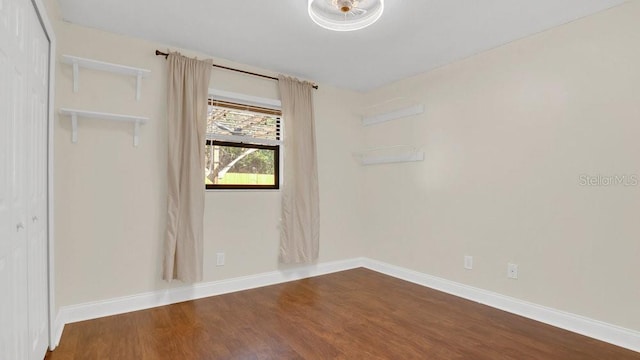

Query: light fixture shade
[308,0,384,32]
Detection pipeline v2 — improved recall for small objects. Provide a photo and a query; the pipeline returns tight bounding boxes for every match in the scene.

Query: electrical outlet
[507,263,518,279]
[464,256,473,270]
[216,252,225,266]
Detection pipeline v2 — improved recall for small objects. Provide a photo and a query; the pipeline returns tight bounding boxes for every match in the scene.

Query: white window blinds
[207,100,282,146]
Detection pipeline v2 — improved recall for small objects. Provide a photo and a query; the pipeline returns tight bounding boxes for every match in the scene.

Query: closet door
[0,0,30,358]
[0,0,50,358]
[26,0,50,357]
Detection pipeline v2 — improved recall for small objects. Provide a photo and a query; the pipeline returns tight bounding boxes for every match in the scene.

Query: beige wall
[362,2,640,331]
[47,2,365,310]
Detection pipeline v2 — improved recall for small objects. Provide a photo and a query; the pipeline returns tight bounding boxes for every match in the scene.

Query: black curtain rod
[155,50,318,90]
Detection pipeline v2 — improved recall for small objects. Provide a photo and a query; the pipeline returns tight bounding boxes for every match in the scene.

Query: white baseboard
[53,257,639,353]
[53,257,365,346]
[361,258,640,353]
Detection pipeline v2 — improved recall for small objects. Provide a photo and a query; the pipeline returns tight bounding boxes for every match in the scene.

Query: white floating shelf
[362,104,424,126]
[61,55,151,100]
[355,146,424,166]
[59,108,149,147]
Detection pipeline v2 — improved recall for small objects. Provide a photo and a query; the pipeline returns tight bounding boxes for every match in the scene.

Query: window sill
[205,188,281,193]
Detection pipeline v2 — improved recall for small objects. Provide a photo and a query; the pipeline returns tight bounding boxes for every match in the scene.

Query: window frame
[205,91,283,191]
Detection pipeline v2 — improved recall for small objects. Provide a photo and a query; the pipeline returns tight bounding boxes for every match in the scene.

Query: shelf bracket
[133,120,141,147]
[71,113,78,143]
[72,61,79,93]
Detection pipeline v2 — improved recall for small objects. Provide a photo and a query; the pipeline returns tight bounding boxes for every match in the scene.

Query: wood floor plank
[46,268,640,359]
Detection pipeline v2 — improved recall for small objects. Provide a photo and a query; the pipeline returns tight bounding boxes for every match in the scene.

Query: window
[205,99,281,190]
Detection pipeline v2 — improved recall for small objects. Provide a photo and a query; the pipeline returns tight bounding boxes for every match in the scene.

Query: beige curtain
[278,75,320,263]
[163,52,213,282]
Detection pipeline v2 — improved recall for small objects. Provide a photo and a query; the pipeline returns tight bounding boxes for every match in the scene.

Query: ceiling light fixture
[308,0,384,32]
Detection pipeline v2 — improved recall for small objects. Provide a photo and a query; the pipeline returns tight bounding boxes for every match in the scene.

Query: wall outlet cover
[508,263,518,279]
[464,256,473,270]
[216,252,225,266]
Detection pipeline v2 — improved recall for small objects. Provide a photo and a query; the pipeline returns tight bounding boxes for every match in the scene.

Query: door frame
[30,0,56,350]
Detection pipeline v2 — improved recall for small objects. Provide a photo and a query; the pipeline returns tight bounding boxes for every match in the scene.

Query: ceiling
[56,0,626,92]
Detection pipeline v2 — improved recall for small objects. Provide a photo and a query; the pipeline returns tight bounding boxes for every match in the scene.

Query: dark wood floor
[46,268,639,359]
